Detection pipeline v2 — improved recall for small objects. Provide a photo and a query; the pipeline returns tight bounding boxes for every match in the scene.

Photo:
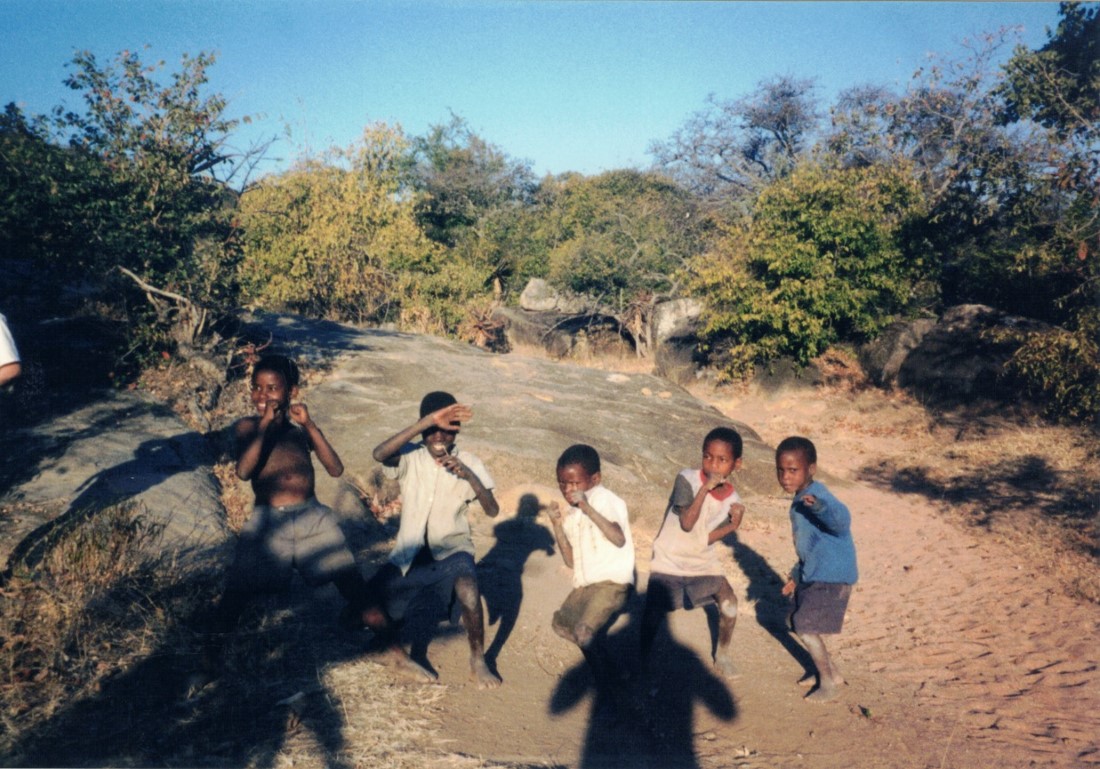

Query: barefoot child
[547,444,635,688]
[368,391,501,689]
[776,436,858,703]
[198,354,372,687]
[641,427,746,678]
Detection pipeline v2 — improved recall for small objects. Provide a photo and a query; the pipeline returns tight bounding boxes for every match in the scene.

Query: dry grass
[0,503,209,759]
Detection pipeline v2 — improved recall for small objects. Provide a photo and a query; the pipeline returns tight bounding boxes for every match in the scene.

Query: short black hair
[253,354,300,389]
[704,426,743,459]
[420,391,457,418]
[776,436,817,465]
[557,443,601,476]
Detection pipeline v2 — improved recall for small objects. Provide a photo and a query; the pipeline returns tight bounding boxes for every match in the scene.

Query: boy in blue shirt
[776,436,858,703]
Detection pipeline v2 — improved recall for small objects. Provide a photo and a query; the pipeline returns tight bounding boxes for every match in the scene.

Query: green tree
[994,2,1100,421]
[533,170,711,355]
[1,48,265,357]
[694,163,926,377]
[238,123,444,325]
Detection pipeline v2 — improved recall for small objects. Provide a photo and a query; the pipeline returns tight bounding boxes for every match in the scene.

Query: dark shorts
[553,580,632,636]
[646,572,731,611]
[790,582,852,635]
[367,549,477,623]
[226,498,357,593]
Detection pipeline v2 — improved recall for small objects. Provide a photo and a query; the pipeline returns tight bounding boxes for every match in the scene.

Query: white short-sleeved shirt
[650,469,742,577]
[0,313,19,368]
[561,484,635,588]
[383,442,494,575]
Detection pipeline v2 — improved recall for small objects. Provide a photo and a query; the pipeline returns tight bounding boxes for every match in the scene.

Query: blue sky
[0,1,1064,179]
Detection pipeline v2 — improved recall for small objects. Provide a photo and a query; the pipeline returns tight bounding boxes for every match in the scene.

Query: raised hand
[547,501,562,523]
[288,403,311,426]
[431,403,472,430]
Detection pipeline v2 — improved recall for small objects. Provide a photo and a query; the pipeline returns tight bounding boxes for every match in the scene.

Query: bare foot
[387,648,438,683]
[714,652,740,679]
[805,682,840,703]
[797,673,816,688]
[471,656,502,689]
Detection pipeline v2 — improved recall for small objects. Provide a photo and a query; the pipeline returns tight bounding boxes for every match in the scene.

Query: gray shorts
[646,572,731,611]
[226,498,357,593]
[790,582,852,635]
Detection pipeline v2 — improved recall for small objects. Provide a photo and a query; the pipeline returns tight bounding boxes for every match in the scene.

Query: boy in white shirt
[547,443,635,685]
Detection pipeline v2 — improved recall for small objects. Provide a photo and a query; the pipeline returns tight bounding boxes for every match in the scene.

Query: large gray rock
[248,313,776,530]
[896,304,1048,404]
[651,298,703,344]
[1,392,227,573]
[518,278,591,314]
[860,318,937,388]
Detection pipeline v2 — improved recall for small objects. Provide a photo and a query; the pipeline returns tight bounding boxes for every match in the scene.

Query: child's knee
[719,597,738,619]
[574,623,596,649]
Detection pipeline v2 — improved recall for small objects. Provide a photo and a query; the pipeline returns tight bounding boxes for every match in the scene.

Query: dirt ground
[391,379,1100,769]
[3,349,1098,769]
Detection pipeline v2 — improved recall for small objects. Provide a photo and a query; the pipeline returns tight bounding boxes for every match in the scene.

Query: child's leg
[453,573,502,689]
[360,563,437,682]
[798,632,843,702]
[713,580,738,678]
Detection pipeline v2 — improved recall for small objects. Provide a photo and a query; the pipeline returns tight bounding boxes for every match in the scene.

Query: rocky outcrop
[895,304,1048,405]
[859,318,937,388]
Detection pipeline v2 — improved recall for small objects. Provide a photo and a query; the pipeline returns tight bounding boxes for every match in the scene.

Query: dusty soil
[396,378,1100,769]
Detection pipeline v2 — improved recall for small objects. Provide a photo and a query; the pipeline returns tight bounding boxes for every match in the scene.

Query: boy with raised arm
[776,436,858,703]
[368,391,501,689]
[641,426,746,678]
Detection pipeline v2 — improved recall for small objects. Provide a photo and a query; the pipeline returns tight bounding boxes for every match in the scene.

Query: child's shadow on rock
[477,493,555,668]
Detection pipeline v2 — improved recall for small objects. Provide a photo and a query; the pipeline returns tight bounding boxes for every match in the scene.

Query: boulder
[650,298,703,344]
[491,306,631,359]
[518,279,591,314]
[859,318,937,388]
[896,304,1048,405]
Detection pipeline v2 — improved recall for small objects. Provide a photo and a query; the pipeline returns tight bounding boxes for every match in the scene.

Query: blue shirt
[790,480,858,585]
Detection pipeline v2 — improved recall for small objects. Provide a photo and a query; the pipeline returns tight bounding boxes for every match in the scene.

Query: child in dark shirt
[776,436,858,703]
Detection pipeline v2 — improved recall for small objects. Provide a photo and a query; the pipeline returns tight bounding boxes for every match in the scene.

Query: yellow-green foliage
[694,163,926,378]
[237,124,443,324]
[1004,309,1100,422]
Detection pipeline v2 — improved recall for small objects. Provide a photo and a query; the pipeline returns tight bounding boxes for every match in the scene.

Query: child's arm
[439,454,500,517]
[799,493,851,535]
[235,413,274,481]
[371,403,473,465]
[546,501,574,568]
[707,502,745,544]
[289,403,344,478]
[677,474,731,533]
[569,490,626,548]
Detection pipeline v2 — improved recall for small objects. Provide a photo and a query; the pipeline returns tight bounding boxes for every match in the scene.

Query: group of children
[199,353,858,705]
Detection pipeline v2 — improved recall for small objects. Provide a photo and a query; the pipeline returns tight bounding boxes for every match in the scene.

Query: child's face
[423,426,458,459]
[251,370,294,415]
[702,439,741,480]
[557,463,600,503]
[776,450,815,495]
